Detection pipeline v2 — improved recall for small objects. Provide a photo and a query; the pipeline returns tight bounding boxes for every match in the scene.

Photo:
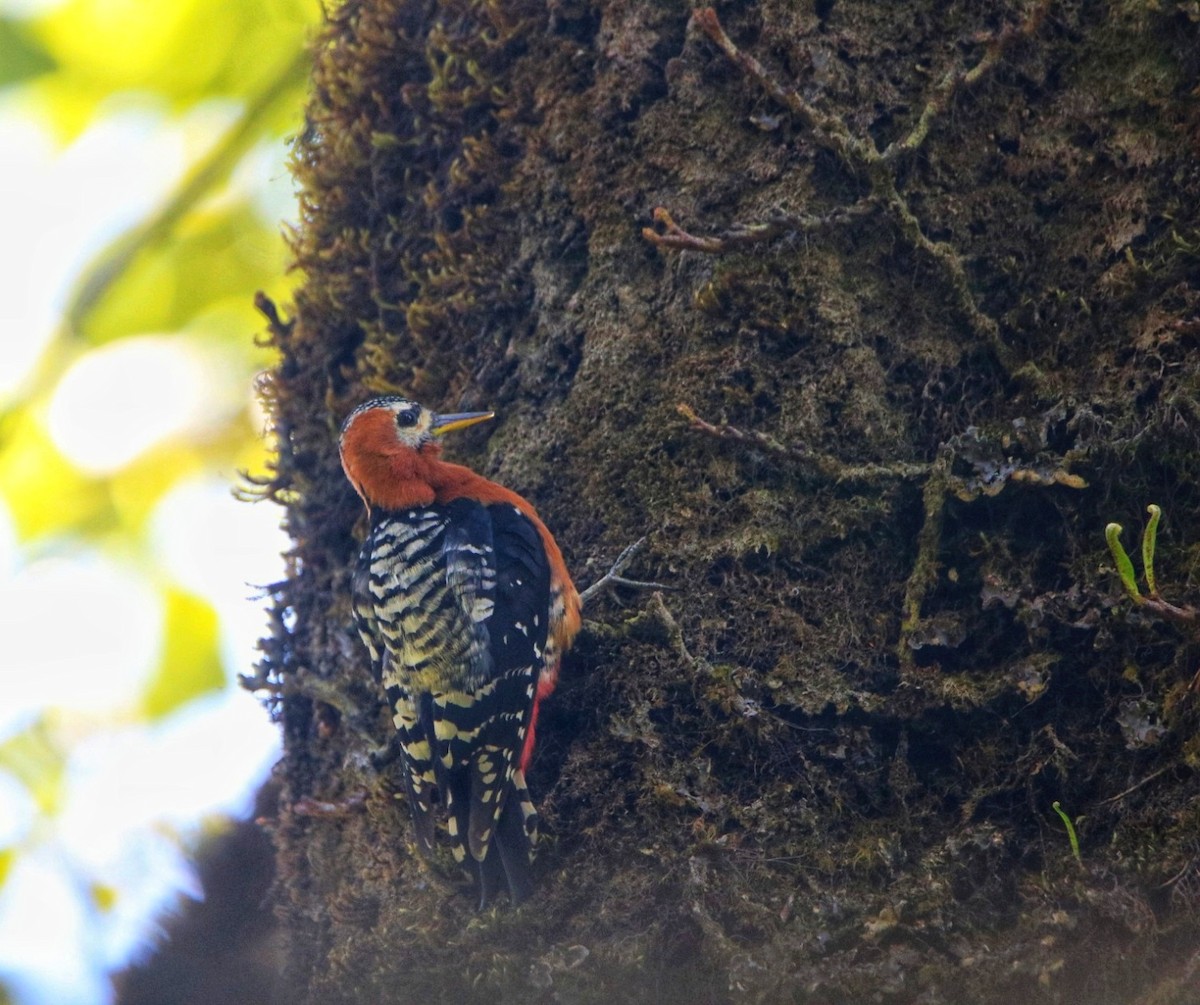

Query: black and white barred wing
[440,501,551,862]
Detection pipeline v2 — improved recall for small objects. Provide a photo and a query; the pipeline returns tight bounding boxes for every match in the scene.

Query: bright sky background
[0,42,294,1005]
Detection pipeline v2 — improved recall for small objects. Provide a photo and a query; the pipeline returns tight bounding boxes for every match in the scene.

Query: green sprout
[1105,504,1161,604]
[1051,801,1082,867]
[1104,505,1198,627]
[1105,521,1140,602]
[1142,503,1160,597]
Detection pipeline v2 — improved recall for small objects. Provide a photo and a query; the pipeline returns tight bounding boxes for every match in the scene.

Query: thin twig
[643,202,873,254]
[677,403,932,484]
[693,7,866,167]
[1099,765,1173,806]
[580,537,672,606]
[883,0,1054,162]
[293,791,368,818]
[1137,595,1200,629]
[875,180,1015,372]
[642,207,729,253]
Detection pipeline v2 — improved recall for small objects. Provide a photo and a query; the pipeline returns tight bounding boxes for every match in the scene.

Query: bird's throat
[341,443,439,513]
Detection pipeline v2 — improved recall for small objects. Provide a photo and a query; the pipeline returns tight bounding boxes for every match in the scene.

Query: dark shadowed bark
[254,0,1200,1000]
[114,784,283,1005]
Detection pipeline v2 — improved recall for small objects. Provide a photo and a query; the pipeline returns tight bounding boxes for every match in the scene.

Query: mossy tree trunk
[258,0,1200,1001]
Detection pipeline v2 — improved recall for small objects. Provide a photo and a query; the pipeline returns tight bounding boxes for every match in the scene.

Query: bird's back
[352,498,552,901]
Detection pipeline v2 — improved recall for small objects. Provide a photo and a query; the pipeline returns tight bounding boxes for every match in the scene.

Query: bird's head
[339,396,494,509]
[340,396,494,452]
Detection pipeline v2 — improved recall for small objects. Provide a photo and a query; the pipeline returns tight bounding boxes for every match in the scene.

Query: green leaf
[0,17,57,89]
[140,589,225,720]
[1105,523,1141,603]
[1142,504,1161,597]
[1051,801,1082,867]
[78,203,291,345]
[35,0,312,105]
[0,413,111,540]
[63,49,310,340]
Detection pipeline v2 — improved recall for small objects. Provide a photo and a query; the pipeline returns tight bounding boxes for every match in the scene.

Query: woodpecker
[338,396,581,905]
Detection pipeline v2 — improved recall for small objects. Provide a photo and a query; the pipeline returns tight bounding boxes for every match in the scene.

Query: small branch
[1131,595,1200,629]
[1099,765,1173,807]
[677,403,932,484]
[642,207,729,253]
[679,402,815,460]
[883,0,1054,162]
[580,537,672,607]
[696,1,1051,171]
[294,790,368,819]
[647,591,700,667]
[876,180,1016,372]
[693,7,866,167]
[1158,853,1200,891]
[678,396,1089,714]
[643,202,873,255]
[677,401,1079,681]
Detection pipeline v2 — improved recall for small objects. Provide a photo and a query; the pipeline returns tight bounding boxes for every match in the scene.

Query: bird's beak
[431,410,495,436]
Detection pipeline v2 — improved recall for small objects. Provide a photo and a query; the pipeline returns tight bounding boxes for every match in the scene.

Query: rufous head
[339,396,494,509]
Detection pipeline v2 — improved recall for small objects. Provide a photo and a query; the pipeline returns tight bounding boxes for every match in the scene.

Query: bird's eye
[395,408,420,429]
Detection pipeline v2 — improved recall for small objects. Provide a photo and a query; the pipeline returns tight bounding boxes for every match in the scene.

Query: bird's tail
[476,769,538,907]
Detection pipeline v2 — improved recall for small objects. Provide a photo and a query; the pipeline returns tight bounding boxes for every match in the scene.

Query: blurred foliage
[0,0,319,997]
[141,589,226,721]
[0,414,102,538]
[0,722,66,818]
[0,17,55,87]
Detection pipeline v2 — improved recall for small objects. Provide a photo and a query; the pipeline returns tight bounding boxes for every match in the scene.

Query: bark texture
[257,0,1200,1000]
